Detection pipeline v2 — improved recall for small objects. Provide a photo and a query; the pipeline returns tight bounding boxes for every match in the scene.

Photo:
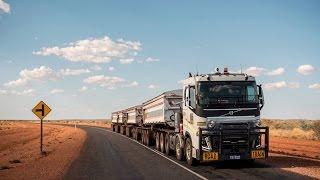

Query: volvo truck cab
[180,68,268,165]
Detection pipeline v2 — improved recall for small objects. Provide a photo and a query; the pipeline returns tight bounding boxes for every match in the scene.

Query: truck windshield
[198,81,258,105]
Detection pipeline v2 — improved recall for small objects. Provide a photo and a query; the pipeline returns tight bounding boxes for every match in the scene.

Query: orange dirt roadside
[270,136,320,159]
[0,121,86,180]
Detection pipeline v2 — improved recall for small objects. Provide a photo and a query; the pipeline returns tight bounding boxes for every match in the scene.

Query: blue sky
[0,0,319,120]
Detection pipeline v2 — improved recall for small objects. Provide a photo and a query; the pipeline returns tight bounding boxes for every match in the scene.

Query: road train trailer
[111,68,269,166]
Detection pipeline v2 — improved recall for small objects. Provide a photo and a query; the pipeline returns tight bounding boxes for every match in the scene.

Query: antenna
[196,65,199,76]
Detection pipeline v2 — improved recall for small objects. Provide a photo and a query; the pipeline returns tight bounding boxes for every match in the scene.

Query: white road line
[93,127,208,180]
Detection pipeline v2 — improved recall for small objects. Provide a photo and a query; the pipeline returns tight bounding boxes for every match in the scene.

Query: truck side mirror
[257,85,264,110]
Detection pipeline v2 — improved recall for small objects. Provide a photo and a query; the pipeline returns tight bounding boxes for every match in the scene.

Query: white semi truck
[111,68,269,165]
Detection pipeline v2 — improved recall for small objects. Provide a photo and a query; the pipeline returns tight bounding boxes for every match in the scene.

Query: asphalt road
[64,126,312,180]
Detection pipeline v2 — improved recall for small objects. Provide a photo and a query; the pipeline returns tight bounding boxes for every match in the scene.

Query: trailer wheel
[115,125,118,133]
[133,129,137,140]
[185,138,198,166]
[165,133,171,155]
[175,137,184,161]
[136,129,140,141]
[143,130,146,145]
[145,130,150,146]
[142,130,146,145]
[125,127,129,137]
[160,133,165,153]
[122,126,126,135]
[156,132,160,150]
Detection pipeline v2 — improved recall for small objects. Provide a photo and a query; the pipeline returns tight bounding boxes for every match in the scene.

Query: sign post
[32,101,51,154]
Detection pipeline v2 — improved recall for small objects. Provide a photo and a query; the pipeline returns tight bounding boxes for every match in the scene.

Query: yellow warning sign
[32,101,51,120]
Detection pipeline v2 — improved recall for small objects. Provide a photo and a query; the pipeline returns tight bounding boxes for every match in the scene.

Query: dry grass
[262,119,320,140]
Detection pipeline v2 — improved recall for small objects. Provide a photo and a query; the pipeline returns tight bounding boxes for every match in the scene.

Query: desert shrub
[270,128,315,140]
[312,121,320,140]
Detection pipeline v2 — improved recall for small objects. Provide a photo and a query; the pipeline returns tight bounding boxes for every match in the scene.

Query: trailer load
[111,68,269,166]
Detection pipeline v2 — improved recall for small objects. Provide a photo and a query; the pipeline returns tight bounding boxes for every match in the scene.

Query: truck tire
[156,132,160,150]
[160,133,165,153]
[145,130,150,146]
[175,137,184,161]
[165,133,171,155]
[136,129,139,141]
[115,125,118,133]
[185,138,198,166]
[122,126,126,135]
[126,127,130,137]
[142,130,146,145]
[133,129,137,140]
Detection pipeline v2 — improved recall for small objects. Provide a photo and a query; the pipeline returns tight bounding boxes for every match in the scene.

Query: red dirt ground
[0,121,86,180]
[270,136,320,159]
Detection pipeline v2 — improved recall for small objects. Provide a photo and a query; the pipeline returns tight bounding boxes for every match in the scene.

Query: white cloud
[124,81,139,87]
[11,89,35,96]
[20,66,57,80]
[309,83,320,89]
[0,89,8,95]
[84,75,126,89]
[264,81,287,90]
[0,89,35,96]
[264,81,300,90]
[145,57,159,63]
[288,82,300,89]
[79,86,88,92]
[148,84,158,89]
[4,78,28,87]
[59,68,90,76]
[4,66,58,87]
[4,66,92,87]
[33,36,141,63]
[267,67,285,76]
[120,58,134,64]
[108,66,115,71]
[19,89,36,96]
[91,65,102,71]
[0,0,10,13]
[297,64,316,75]
[244,67,266,76]
[50,89,64,94]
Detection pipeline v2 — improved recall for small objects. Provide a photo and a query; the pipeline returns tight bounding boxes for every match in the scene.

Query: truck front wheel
[185,138,198,166]
[175,137,184,161]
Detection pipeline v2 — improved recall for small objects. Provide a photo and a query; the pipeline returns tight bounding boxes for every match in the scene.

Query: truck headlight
[253,120,261,127]
[207,120,215,128]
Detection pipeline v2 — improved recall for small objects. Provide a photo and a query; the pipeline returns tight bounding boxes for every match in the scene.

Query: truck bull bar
[197,124,269,161]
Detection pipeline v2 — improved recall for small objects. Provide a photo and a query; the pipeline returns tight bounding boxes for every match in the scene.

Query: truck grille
[221,123,249,147]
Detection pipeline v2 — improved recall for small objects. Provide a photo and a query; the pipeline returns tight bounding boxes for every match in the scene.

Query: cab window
[189,86,196,108]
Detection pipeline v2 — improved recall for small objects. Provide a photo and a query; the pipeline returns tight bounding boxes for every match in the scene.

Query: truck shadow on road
[197,155,320,169]
[199,160,270,169]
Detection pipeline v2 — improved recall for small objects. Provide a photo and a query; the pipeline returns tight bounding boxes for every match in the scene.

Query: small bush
[312,121,320,140]
[9,159,21,164]
[0,165,9,170]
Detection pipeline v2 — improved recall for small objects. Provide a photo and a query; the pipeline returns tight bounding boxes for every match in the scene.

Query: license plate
[229,155,240,160]
[203,152,219,161]
[251,150,265,159]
